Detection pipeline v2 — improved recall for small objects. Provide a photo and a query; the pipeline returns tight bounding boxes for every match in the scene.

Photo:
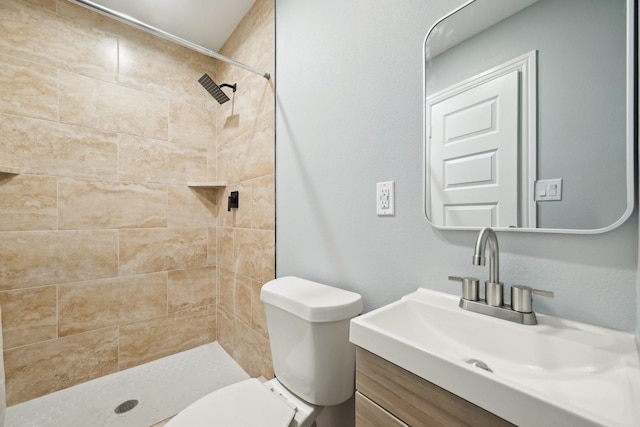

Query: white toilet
[166,276,363,427]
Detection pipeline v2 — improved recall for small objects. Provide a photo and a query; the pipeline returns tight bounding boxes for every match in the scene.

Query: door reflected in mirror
[423,0,635,233]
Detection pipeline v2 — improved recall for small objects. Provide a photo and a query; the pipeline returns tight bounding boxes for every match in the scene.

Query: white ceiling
[89,0,256,52]
[427,0,538,57]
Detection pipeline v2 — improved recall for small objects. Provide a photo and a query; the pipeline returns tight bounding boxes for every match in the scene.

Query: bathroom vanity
[354,347,512,426]
[349,289,640,427]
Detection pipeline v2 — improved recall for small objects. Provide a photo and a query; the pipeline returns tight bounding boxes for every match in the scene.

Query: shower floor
[5,342,250,427]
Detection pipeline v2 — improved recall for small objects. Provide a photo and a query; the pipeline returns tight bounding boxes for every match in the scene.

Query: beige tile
[216,307,236,357]
[117,37,213,108]
[217,114,274,186]
[0,174,57,231]
[0,114,118,180]
[220,4,274,229]
[55,0,216,80]
[250,279,269,338]
[58,272,168,336]
[234,320,273,379]
[169,101,216,149]
[234,228,275,282]
[118,134,208,185]
[215,133,234,184]
[251,174,275,230]
[167,266,216,313]
[217,85,274,148]
[207,304,217,342]
[234,115,275,182]
[0,0,117,81]
[57,0,218,87]
[167,185,217,228]
[0,230,118,291]
[218,268,235,315]
[236,274,252,326]
[207,227,217,266]
[216,106,241,148]
[0,53,58,121]
[220,0,274,66]
[219,0,275,132]
[58,177,167,230]
[234,184,253,229]
[217,227,234,271]
[23,0,56,12]
[207,146,217,182]
[4,327,119,405]
[0,286,57,349]
[119,228,208,276]
[263,259,276,284]
[118,307,209,370]
[243,70,275,123]
[217,91,273,159]
[59,71,168,140]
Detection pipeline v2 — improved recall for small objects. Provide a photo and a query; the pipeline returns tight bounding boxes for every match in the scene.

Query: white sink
[349,289,640,427]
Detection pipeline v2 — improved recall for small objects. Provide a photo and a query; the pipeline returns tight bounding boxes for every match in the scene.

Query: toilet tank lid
[261,276,363,322]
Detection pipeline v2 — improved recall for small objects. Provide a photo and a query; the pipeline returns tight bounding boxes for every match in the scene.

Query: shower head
[198,73,237,104]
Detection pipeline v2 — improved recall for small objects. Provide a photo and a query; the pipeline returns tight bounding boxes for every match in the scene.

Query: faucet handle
[448,276,480,301]
[531,288,554,298]
[511,285,554,313]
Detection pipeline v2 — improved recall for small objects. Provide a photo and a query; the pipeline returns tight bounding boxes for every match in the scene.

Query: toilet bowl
[165,378,319,427]
[166,276,363,427]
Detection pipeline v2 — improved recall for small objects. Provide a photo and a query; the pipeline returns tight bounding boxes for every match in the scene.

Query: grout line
[116,37,120,80]
[116,324,120,372]
[55,176,60,231]
[56,68,60,123]
[55,283,59,340]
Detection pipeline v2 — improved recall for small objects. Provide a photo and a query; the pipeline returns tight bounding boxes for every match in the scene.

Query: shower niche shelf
[0,165,21,175]
[187,181,227,188]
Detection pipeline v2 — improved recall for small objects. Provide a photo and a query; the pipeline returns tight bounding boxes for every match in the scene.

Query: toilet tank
[260,276,363,406]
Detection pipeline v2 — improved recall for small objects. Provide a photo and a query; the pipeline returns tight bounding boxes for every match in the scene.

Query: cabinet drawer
[356,347,514,427]
[356,391,408,427]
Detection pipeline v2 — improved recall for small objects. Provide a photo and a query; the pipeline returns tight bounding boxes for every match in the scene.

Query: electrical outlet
[377,181,395,216]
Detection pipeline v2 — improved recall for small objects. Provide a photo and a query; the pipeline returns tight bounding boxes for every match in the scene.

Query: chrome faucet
[472,227,503,307]
[448,227,554,325]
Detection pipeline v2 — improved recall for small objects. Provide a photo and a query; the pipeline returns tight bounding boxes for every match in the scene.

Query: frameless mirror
[423,0,635,233]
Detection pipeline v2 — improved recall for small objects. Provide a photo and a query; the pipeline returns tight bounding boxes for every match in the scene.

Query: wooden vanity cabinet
[355,347,515,427]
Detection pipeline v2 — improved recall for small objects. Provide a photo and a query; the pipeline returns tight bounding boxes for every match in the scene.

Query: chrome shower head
[198,73,237,104]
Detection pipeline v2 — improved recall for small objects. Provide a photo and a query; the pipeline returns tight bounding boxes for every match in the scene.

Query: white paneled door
[428,69,519,227]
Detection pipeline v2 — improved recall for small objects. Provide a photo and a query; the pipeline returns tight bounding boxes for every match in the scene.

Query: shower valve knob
[227,191,239,211]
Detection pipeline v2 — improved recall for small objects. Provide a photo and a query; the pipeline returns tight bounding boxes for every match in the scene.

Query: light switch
[534,179,562,201]
[537,186,547,197]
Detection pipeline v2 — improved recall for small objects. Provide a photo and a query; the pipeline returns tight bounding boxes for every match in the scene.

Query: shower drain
[114,399,139,414]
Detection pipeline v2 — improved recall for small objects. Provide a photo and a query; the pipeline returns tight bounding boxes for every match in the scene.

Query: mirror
[423,0,635,233]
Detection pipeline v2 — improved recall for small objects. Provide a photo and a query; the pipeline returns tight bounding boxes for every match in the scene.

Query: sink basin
[350,289,640,427]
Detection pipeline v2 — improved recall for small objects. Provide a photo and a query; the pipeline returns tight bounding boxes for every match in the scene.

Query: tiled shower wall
[0,0,275,405]
[215,0,275,380]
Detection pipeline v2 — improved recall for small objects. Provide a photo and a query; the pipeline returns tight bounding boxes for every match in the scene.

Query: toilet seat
[165,378,296,427]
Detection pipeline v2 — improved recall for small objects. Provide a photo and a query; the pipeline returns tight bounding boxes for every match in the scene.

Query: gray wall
[275,0,638,332]
[425,0,627,230]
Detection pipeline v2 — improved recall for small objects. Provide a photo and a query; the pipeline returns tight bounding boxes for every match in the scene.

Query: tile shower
[0,0,274,407]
